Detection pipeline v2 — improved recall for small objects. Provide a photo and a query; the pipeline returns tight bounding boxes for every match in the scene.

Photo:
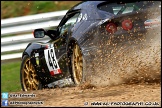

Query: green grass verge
[1,61,22,92]
[1,1,81,19]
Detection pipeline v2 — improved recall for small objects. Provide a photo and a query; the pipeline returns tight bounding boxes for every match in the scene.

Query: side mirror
[33,28,46,38]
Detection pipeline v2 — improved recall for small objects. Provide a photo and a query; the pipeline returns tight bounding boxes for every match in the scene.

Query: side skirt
[47,78,74,88]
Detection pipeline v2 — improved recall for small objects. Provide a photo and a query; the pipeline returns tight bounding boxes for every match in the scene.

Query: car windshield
[98,1,161,15]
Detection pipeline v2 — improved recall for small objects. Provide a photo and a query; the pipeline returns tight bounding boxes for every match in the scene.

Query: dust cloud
[83,7,161,88]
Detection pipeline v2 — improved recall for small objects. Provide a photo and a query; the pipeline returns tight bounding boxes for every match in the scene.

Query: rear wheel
[20,55,42,91]
[71,43,84,85]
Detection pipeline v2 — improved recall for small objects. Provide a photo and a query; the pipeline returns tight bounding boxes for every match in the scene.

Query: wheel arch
[67,37,84,56]
[22,42,43,59]
[22,52,29,59]
[67,37,87,84]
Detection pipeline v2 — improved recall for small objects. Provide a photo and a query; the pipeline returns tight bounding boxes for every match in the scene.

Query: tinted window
[98,1,161,15]
[59,12,80,36]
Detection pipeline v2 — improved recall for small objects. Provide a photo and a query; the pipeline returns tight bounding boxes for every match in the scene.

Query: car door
[45,10,81,79]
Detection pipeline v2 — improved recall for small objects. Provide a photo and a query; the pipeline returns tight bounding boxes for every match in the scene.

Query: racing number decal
[48,48,57,69]
[44,47,61,76]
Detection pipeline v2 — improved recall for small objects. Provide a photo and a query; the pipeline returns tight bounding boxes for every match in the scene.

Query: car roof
[58,1,116,27]
[68,1,105,12]
[68,1,150,12]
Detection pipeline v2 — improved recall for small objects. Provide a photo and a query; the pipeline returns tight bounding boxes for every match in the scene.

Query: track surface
[8,82,161,107]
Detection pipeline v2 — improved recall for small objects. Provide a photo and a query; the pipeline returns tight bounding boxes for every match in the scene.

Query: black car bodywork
[21,1,161,89]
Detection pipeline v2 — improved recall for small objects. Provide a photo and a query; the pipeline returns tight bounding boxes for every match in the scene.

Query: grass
[1,1,81,19]
[1,61,22,92]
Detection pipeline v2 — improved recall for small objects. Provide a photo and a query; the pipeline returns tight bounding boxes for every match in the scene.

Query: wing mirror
[33,28,46,38]
[33,28,59,40]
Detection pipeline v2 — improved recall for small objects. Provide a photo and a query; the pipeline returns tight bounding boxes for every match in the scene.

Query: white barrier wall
[1,10,68,60]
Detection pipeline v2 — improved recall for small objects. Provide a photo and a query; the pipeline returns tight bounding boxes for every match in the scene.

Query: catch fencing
[1,10,68,60]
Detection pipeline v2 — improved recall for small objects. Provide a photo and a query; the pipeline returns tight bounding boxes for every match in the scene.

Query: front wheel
[20,55,42,91]
[71,43,85,85]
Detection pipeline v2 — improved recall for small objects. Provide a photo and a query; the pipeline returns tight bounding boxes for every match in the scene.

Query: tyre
[71,43,85,85]
[20,55,42,91]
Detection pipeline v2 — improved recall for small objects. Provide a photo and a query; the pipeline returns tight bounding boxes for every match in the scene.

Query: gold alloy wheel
[22,58,39,91]
[72,44,83,85]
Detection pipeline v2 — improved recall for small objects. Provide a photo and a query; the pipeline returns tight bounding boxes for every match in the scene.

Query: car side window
[59,12,80,36]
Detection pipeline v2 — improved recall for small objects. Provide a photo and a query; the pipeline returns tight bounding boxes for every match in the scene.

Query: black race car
[20,1,161,91]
